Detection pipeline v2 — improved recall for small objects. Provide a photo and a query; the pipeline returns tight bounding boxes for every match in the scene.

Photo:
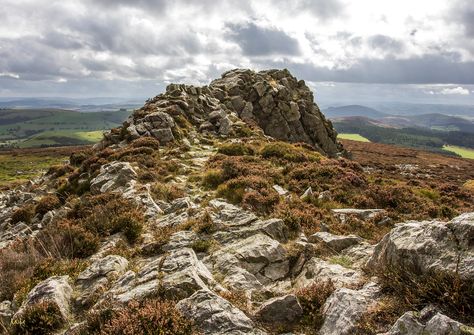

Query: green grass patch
[18,130,103,148]
[338,133,370,142]
[0,153,68,187]
[442,145,474,159]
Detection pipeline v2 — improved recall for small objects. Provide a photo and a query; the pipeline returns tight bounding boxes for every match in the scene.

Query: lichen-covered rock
[90,161,137,194]
[110,248,218,303]
[320,282,380,335]
[256,294,303,324]
[12,276,73,324]
[308,232,362,252]
[75,255,129,306]
[367,212,474,279]
[176,289,266,335]
[294,257,363,289]
[379,305,474,335]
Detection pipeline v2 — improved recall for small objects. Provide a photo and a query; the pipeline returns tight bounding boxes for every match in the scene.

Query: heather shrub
[11,301,64,335]
[35,194,61,216]
[217,175,273,204]
[355,297,405,335]
[151,182,185,202]
[36,219,100,259]
[376,266,474,324]
[261,142,320,162]
[46,164,74,178]
[99,300,196,335]
[11,204,35,225]
[114,214,143,244]
[201,169,224,189]
[0,242,40,301]
[192,211,216,234]
[131,136,161,150]
[67,193,144,244]
[217,143,255,156]
[295,280,335,329]
[191,239,213,253]
[70,149,93,166]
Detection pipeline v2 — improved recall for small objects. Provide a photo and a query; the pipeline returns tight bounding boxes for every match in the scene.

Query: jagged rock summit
[101,68,344,157]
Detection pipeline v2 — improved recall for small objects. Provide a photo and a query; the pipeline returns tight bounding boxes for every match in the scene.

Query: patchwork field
[337,133,370,142]
[442,145,474,159]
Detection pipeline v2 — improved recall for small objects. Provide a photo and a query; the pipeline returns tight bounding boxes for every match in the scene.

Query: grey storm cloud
[296,0,344,19]
[368,35,405,53]
[279,54,474,84]
[449,0,474,37]
[226,23,301,56]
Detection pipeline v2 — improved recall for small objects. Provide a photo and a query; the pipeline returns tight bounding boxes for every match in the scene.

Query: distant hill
[324,105,388,119]
[381,113,474,133]
[325,104,474,134]
[333,117,474,155]
[0,108,131,147]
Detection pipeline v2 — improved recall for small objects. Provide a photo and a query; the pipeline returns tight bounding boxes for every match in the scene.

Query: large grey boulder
[111,248,217,303]
[209,233,289,289]
[12,276,73,324]
[90,161,137,194]
[256,294,303,324]
[177,289,266,335]
[320,282,380,335]
[379,305,474,335]
[367,212,474,279]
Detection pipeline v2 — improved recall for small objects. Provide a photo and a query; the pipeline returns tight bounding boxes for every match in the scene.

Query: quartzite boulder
[367,212,474,279]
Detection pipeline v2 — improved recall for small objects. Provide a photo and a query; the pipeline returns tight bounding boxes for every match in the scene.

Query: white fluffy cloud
[0,0,473,97]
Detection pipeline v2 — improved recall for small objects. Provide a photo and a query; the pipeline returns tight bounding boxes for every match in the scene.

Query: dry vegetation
[200,139,474,239]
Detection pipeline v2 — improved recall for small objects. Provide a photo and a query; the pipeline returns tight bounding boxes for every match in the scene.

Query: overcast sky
[1,0,474,105]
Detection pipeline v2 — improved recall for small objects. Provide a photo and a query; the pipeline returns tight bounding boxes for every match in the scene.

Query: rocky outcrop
[209,69,344,156]
[367,212,474,279]
[101,69,344,157]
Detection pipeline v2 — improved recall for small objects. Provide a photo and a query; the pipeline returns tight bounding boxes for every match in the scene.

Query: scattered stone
[0,301,13,329]
[300,186,313,200]
[309,232,362,252]
[294,257,363,289]
[256,294,303,324]
[332,208,386,224]
[273,184,288,196]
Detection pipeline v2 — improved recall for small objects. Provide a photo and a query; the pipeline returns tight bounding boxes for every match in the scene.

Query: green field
[0,108,130,148]
[442,145,474,159]
[0,149,74,187]
[18,130,104,148]
[338,133,371,142]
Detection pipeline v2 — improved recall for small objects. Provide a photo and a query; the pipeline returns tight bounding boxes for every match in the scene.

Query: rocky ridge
[0,69,473,335]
